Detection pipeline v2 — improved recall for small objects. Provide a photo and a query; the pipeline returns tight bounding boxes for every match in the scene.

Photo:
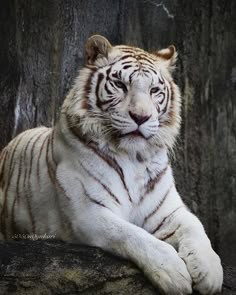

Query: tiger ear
[152,45,177,71]
[85,35,112,65]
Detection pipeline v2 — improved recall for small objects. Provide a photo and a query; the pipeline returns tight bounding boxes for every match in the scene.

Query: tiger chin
[0,35,223,294]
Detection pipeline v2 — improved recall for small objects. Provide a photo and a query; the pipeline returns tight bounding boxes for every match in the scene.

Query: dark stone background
[0,0,236,268]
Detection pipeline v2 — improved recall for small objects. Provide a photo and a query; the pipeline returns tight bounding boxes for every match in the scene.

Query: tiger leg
[153,206,223,294]
[67,206,192,294]
[56,164,192,295]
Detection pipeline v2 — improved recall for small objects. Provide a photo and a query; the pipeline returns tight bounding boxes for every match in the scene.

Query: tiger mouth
[120,130,145,138]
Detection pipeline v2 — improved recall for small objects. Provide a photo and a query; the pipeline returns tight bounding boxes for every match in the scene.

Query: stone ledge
[0,241,235,294]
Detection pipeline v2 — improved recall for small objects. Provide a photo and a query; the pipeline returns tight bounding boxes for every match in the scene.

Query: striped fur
[0,35,222,294]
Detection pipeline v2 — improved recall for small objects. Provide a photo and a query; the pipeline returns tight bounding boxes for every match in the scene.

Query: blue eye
[114,80,127,92]
[150,87,160,94]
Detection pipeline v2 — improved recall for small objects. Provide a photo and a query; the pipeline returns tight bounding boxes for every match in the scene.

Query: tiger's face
[65,35,181,153]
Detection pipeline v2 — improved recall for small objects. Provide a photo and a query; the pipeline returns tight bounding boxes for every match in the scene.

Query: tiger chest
[68,147,170,222]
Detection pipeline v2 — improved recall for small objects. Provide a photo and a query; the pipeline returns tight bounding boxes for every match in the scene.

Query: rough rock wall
[0,0,236,266]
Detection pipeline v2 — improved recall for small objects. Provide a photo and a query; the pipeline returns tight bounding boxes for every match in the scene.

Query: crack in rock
[143,0,174,19]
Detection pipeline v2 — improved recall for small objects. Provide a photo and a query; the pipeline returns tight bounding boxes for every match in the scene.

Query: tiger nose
[129,111,151,125]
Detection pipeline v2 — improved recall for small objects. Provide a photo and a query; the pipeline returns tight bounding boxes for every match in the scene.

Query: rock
[0,0,236,271]
[0,241,235,294]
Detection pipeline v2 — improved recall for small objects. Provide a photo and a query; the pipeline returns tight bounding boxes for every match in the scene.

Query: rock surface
[0,240,235,294]
[0,0,236,267]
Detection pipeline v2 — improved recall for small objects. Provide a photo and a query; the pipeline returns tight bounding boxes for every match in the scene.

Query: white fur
[0,40,223,294]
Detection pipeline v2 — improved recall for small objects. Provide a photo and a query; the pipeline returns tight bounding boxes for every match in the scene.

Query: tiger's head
[63,35,181,154]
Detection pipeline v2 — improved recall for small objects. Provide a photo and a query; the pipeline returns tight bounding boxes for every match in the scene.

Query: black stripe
[0,133,25,233]
[96,73,105,109]
[0,161,16,238]
[106,67,111,80]
[139,165,169,204]
[98,98,114,107]
[170,82,174,100]
[25,181,36,233]
[28,131,46,180]
[84,68,96,98]
[142,65,158,74]
[50,128,57,166]
[152,206,184,235]
[24,131,46,233]
[120,49,136,54]
[123,65,132,70]
[142,65,157,75]
[45,133,71,204]
[54,177,71,201]
[112,72,119,79]
[0,150,8,187]
[151,68,157,75]
[159,93,166,105]
[65,129,133,204]
[138,55,154,65]
[159,77,164,85]
[117,46,135,50]
[8,133,25,177]
[104,82,113,95]
[162,87,170,114]
[88,142,132,203]
[0,148,6,163]
[129,69,140,84]
[117,54,135,62]
[142,185,173,227]
[36,132,49,187]
[110,99,122,108]
[79,160,121,205]
[160,225,181,241]
[11,138,28,232]
[121,61,133,65]
[80,181,107,208]
[46,133,55,184]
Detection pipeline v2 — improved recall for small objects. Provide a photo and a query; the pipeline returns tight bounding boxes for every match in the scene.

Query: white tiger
[0,35,223,294]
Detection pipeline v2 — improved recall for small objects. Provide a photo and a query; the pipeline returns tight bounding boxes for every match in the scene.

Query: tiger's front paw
[143,242,192,294]
[179,243,223,294]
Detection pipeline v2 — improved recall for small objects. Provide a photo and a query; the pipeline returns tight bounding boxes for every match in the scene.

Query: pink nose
[129,111,151,125]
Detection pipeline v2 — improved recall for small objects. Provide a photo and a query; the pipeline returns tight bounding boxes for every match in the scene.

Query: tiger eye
[114,80,127,92]
[150,87,160,94]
